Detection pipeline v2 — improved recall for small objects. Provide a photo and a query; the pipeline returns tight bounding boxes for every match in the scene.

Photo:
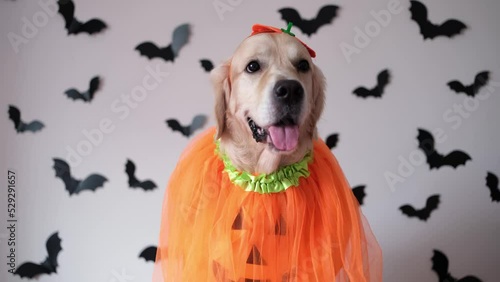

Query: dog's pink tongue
[268,125,299,151]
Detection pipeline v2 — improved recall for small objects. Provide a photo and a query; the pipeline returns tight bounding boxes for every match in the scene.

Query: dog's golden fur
[211,32,325,174]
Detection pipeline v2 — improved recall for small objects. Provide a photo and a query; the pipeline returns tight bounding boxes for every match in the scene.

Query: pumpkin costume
[153,128,382,282]
[153,24,382,282]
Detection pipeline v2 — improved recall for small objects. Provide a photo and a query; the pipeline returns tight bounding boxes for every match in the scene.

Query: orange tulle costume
[153,128,383,282]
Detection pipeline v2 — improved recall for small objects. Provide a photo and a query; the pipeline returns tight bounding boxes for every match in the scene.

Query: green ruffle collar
[216,141,312,194]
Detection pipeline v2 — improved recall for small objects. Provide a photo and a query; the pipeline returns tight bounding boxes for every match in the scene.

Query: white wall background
[1,0,499,281]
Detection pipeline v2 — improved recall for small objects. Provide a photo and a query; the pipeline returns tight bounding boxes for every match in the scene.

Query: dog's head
[212,25,325,173]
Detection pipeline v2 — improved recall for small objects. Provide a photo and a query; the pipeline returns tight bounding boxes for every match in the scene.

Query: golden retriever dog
[154,24,382,282]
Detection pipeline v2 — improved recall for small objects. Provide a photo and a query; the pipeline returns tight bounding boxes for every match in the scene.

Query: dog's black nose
[273,80,304,104]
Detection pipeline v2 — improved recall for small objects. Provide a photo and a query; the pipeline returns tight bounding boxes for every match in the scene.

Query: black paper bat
[431,249,482,282]
[278,5,339,36]
[400,194,440,221]
[325,133,339,149]
[352,185,366,206]
[135,23,190,62]
[8,105,44,133]
[353,69,390,98]
[200,59,214,72]
[448,71,490,97]
[417,128,471,169]
[139,246,157,262]
[64,76,100,102]
[125,159,157,191]
[486,172,500,202]
[409,1,467,40]
[52,158,107,195]
[166,114,207,137]
[14,232,62,279]
[57,0,107,35]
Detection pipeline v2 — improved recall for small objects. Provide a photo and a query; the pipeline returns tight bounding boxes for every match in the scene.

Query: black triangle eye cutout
[246,245,266,265]
[274,216,287,236]
[232,210,243,230]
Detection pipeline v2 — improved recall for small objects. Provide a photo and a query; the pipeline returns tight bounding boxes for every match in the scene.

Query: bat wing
[135,42,163,59]
[417,128,436,155]
[448,80,466,94]
[377,69,391,92]
[310,5,339,34]
[486,172,500,202]
[8,105,22,130]
[75,174,107,194]
[442,150,471,168]
[25,121,45,133]
[14,262,51,278]
[325,133,338,149]
[352,87,371,98]
[52,158,81,194]
[138,180,157,191]
[86,76,100,101]
[44,232,62,272]
[352,185,366,206]
[57,0,75,30]
[421,194,440,221]
[171,23,190,57]
[79,19,107,35]
[125,159,138,187]
[200,59,214,72]
[432,249,454,282]
[139,246,157,262]
[189,114,207,136]
[409,1,433,38]
[88,76,100,94]
[52,158,71,179]
[438,19,467,38]
[64,89,84,101]
[278,8,305,31]
[472,71,490,93]
[166,119,188,136]
[399,205,418,218]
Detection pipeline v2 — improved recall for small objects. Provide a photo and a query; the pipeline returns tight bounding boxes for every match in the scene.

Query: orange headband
[250,23,317,58]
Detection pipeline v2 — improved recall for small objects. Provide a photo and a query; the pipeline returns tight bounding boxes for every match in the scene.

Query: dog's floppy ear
[210,60,231,139]
[309,64,326,138]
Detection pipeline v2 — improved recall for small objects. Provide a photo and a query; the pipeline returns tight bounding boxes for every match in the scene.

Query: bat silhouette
[52,158,107,195]
[448,71,490,97]
[325,133,339,149]
[431,249,482,282]
[8,105,44,133]
[353,69,390,98]
[135,23,190,62]
[486,172,500,202]
[166,114,207,137]
[200,59,214,72]
[57,0,107,35]
[64,76,100,102]
[14,232,62,279]
[409,1,467,40]
[399,194,440,221]
[139,246,157,262]
[278,5,339,36]
[417,128,471,169]
[125,159,157,191]
[352,185,366,206]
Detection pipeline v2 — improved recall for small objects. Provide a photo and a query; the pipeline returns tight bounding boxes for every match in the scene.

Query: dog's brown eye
[246,61,260,73]
[297,60,310,72]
